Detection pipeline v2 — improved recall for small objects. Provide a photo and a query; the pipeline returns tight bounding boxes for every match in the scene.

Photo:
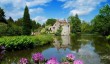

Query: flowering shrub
[66,54,75,61]
[32,52,44,63]
[19,53,84,64]
[46,57,59,64]
[19,58,28,64]
[74,59,84,64]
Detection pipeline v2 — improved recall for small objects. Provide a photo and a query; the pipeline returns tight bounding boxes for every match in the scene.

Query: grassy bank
[0,34,53,51]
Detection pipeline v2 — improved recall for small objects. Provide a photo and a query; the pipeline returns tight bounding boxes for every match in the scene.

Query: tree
[36,22,41,29]
[68,14,81,34]
[46,18,56,26]
[0,23,7,36]
[91,4,110,36]
[42,23,45,28]
[15,18,23,26]
[0,7,7,24]
[7,17,14,23]
[31,20,41,32]
[81,21,92,33]
[22,6,32,35]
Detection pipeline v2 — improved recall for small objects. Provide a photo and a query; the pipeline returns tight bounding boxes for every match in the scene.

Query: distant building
[48,19,70,35]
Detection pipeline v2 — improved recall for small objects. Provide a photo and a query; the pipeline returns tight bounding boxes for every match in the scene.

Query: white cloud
[33,16,47,24]
[30,8,44,14]
[0,0,52,20]
[5,9,23,20]
[26,0,52,7]
[59,0,107,16]
[57,0,66,2]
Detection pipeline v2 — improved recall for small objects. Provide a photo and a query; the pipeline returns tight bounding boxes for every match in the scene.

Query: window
[53,27,55,29]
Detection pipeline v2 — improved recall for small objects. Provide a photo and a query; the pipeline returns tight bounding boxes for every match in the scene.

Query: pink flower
[46,57,59,64]
[32,52,44,63]
[19,58,28,64]
[61,62,70,64]
[66,54,75,61]
[73,59,84,64]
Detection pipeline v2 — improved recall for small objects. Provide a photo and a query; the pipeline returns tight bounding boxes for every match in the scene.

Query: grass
[0,34,53,51]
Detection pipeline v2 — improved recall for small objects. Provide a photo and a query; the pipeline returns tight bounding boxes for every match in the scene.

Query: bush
[0,35,53,51]
[106,35,110,40]
[55,26,62,36]
[19,53,84,64]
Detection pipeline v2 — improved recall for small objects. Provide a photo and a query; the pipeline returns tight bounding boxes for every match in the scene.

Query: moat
[1,34,110,64]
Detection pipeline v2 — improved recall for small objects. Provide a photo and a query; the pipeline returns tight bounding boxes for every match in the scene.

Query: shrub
[106,35,110,40]
[55,26,62,36]
[0,35,53,51]
[19,53,84,64]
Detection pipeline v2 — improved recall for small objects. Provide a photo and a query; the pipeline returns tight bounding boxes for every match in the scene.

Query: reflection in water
[53,36,70,50]
[0,46,5,62]
[77,42,100,64]
[1,35,110,64]
[61,36,70,47]
[44,36,101,64]
[1,44,52,64]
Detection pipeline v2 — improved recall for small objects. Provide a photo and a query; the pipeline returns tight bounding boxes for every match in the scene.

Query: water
[0,34,110,64]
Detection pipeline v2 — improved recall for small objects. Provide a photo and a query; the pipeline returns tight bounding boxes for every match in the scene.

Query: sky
[0,0,110,24]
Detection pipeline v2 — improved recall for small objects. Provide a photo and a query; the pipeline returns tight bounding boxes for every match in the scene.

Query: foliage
[46,18,56,26]
[106,35,110,40]
[36,22,41,29]
[31,20,37,32]
[0,7,7,24]
[68,14,81,34]
[22,6,32,35]
[91,4,110,36]
[6,24,23,36]
[7,17,14,23]
[0,35,53,51]
[55,26,62,36]
[81,21,92,33]
[42,23,45,28]
[15,18,23,26]
[6,17,23,36]
[0,23,7,36]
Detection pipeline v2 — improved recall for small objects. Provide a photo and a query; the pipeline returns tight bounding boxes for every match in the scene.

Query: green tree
[6,17,22,36]
[81,21,92,33]
[68,14,81,34]
[46,18,56,26]
[31,20,41,32]
[36,22,41,29]
[0,7,7,24]
[7,17,14,23]
[22,6,32,35]
[91,4,110,36]
[0,23,7,36]
[42,23,45,28]
[15,18,23,26]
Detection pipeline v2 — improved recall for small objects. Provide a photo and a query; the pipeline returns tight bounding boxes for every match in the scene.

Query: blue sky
[0,0,110,24]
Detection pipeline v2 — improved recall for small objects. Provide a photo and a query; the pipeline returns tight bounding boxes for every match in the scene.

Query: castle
[48,19,70,35]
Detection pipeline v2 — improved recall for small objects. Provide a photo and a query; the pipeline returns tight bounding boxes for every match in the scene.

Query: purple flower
[73,59,84,64]
[32,52,44,63]
[19,58,28,64]
[61,62,70,64]
[46,57,59,64]
[66,54,75,61]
